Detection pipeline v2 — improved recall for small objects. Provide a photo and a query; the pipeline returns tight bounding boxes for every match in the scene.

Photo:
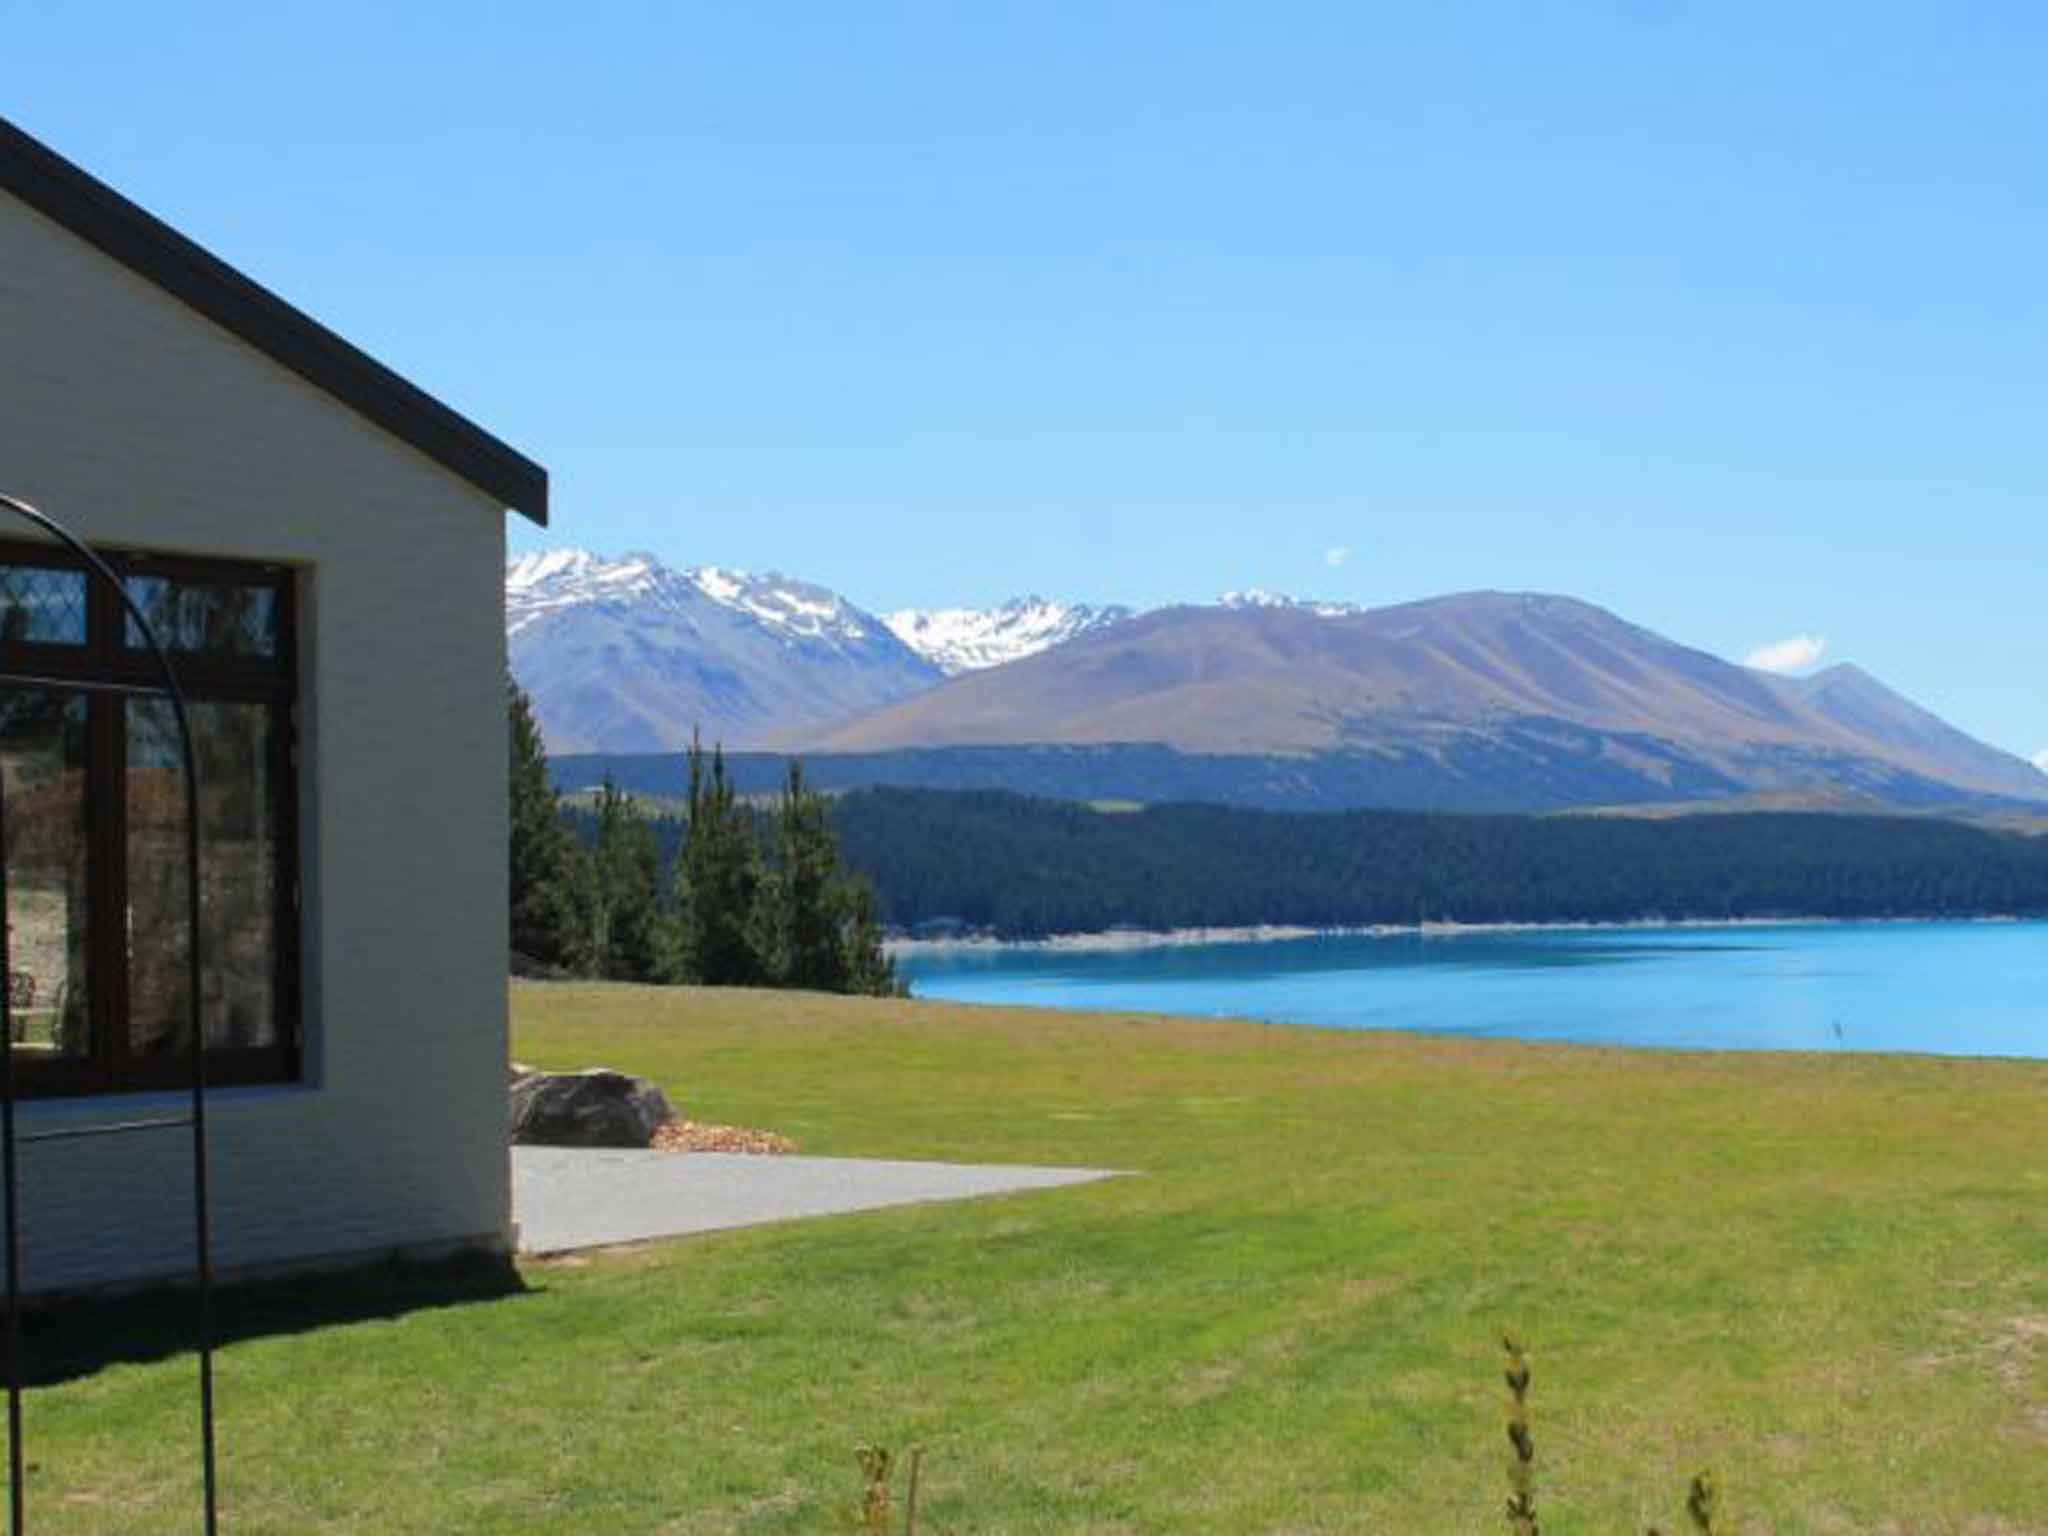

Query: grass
[11,982,2047,1532]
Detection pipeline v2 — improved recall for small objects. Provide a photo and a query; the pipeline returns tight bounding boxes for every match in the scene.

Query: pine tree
[507,676,587,974]
[760,760,851,990]
[590,777,679,983]
[754,759,901,997]
[678,734,765,986]
[840,879,901,998]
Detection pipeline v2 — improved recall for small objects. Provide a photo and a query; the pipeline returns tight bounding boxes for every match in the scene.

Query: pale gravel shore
[884,914,1849,957]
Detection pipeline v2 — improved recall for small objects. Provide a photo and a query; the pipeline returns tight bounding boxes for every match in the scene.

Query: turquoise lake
[897,920,2048,1058]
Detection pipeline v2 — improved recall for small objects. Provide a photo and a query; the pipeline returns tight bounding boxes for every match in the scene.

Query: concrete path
[512,1147,1121,1255]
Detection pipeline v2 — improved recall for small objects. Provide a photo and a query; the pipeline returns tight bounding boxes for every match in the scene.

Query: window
[0,540,298,1096]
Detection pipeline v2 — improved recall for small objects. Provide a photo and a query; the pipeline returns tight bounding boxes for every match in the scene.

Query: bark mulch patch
[651,1120,798,1155]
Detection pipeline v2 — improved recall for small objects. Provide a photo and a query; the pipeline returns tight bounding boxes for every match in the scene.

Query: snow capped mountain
[1216,589,1363,617]
[509,553,1388,748]
[881,590,1369,674]
[506,549,878,647]
[883,597,1137,675]
[507,549,937,754]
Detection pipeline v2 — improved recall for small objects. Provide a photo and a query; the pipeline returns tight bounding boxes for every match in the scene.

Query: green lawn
[16,982,2048,1532]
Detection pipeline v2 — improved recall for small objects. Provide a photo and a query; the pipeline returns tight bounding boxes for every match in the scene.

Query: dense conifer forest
[546,751,2048,941]
[821,789,2048,937]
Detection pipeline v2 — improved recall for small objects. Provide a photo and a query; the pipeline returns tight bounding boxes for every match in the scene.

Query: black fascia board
[0,116,548,526]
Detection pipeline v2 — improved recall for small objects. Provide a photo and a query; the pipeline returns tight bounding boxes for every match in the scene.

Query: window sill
[13,1079,316,1129]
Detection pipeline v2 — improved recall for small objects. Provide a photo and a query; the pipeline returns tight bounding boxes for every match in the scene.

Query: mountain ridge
[507,551,2046,810]
[798,588,2048,805]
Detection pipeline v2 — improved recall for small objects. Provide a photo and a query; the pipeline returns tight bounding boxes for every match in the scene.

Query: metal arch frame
[0,491,218,1535]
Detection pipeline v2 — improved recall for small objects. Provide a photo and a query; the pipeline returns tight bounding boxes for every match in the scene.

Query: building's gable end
[0,116,547,526]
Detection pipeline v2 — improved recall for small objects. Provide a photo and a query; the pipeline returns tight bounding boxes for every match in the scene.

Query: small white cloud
[1745,632,1827,674]
[1324,545,1352,568]
[2031,748,2048,776]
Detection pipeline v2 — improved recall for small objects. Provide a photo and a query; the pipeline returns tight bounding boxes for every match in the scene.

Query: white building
[0,116,544,1293]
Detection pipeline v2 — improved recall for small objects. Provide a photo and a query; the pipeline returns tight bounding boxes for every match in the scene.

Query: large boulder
[510,1068,675,1148]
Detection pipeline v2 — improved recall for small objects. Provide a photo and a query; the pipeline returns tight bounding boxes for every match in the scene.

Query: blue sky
[11,4,2047,764]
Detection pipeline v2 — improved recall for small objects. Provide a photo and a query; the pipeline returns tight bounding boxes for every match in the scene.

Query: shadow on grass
[12,1249,536,1388]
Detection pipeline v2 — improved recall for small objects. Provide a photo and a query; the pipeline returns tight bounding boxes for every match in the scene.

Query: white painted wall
[0,188,513,1291]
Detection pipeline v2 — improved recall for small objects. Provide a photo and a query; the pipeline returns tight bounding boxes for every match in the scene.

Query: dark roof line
[0,117,547,525]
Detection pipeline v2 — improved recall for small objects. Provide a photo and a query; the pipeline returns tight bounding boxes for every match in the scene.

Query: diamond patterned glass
[125,575,279,659]
[0,565,88,646]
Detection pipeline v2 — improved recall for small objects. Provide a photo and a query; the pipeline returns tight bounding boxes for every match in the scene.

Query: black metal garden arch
[0,490,218,1535]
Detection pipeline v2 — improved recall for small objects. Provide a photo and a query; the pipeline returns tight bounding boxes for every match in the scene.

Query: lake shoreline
[881,913,2016,956]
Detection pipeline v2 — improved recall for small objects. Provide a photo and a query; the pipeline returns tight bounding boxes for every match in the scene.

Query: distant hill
[554,739,2048,818]
[822,789,2048,938]
[1773,662,2040,796]
[798,592,2048,807]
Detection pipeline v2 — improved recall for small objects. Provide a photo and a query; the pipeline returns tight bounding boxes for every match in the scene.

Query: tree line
[823,788,2048,937]
[508,680,899,994]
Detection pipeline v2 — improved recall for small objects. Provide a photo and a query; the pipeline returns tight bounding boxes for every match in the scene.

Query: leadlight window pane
[124,575,279,659]
[0,690,90,1059]
[0,566,88,647]
[125,699,279,1056]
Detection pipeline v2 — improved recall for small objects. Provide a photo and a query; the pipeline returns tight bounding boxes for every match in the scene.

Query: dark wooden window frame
[0,537,300,1097]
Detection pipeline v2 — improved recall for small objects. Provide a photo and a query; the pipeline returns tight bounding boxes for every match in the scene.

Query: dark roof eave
[0,117,547,526]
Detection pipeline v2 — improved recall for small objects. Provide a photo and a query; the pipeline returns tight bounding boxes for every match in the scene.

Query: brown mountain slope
[793,592,2046,803]
[1765,662,2038,795]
